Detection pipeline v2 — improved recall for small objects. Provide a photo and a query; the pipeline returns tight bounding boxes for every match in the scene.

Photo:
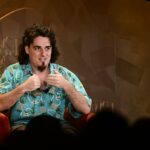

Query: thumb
[53,69,59,74]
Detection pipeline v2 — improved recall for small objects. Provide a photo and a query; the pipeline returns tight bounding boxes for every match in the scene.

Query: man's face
[25,36,52,71]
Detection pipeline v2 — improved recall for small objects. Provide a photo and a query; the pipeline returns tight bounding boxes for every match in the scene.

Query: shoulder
[6,62,20,70]
[4,62,22,75]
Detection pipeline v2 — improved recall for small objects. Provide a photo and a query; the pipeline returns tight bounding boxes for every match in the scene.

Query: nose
[41,49,46,56]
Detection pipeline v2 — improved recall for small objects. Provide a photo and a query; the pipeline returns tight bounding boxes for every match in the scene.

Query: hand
[45,69,68,88]
[21,74,41,92]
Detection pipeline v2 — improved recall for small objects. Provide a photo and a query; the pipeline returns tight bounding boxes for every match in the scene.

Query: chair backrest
[0,112,11,144]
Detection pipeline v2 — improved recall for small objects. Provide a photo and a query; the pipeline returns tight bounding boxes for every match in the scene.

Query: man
[0,24,92,131]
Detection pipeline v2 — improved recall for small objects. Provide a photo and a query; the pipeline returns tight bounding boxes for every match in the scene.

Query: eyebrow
[33,45,52,48]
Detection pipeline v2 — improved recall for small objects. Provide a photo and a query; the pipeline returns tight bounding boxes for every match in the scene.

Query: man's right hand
[21,74,41,92]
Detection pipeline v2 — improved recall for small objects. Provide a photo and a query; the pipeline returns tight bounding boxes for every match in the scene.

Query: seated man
[0,24,92,133]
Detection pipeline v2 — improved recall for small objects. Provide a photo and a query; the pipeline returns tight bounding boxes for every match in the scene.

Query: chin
[37,65,47,72]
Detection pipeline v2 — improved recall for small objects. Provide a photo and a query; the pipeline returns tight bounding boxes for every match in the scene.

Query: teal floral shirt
[0,63,91,127]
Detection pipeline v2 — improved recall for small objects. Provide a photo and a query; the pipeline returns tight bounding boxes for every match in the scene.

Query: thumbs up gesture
[21,74,41,92]
[45,69,68,88]
[46,69,68,88]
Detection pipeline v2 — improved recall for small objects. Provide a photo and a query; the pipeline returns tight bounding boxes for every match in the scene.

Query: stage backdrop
[0,0,150,123]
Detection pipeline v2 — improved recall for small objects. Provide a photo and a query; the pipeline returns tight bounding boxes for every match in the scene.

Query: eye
[33,46,41,51]
[45,46,52,51]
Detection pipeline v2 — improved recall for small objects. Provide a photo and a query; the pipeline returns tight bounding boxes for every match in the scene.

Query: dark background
[0,0,150,123]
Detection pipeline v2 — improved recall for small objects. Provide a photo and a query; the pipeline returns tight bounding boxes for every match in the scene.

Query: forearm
[63,82,91,114]
[0,85,25,111]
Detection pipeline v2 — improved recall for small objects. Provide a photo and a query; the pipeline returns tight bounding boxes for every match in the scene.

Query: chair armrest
[64,107,95,129]
[0,112,11,143]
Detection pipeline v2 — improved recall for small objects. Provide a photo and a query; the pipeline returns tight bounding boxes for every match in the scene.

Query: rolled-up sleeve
[65,70,92,118]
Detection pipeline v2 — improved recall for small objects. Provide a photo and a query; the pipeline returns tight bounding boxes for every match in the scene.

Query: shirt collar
[22,63,53,75]
[22,63,33,76]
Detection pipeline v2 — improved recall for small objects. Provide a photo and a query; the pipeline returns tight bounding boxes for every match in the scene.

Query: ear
[25,46,29,54]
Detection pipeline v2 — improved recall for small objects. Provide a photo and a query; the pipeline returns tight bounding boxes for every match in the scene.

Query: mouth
[39,58,46,63]
[42,61,45,66]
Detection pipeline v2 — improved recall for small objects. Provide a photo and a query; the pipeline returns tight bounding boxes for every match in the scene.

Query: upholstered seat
[0,108,95,144]
[0,99,114,144]
[0,112,11,144]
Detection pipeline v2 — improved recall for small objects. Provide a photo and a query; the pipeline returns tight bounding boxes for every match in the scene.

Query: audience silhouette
[3,114,78,149]
[129,117,150,149]
[78,108,129,149]
[3,108,150,150]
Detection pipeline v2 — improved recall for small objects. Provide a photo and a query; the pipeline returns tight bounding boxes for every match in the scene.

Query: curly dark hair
[18,24,60,64]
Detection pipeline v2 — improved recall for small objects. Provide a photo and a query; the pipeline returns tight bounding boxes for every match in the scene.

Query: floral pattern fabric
[0,63,92,127]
